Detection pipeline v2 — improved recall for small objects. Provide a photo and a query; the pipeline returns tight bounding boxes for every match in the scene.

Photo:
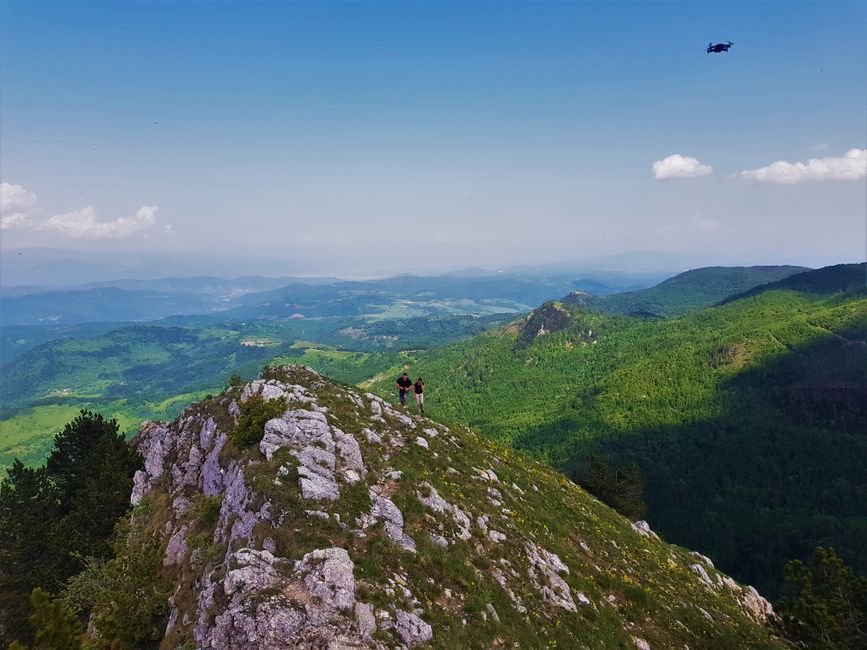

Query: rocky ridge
[129,365,785,649]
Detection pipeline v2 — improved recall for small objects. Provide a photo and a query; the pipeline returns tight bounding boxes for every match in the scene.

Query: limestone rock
[393,609,432,647]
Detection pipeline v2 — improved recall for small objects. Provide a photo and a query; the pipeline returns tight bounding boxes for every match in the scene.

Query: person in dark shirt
[396,373,412,408]
[413,377,425,414]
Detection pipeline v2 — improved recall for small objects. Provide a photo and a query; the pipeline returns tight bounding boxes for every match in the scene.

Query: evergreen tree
[27,588,84,650]
[776,547,867,649]
[45,411,142,580]
[0,463,56,644]
[0,411,142,647]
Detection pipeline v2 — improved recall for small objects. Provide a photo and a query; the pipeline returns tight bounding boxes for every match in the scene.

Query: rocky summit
[129,365,785,649]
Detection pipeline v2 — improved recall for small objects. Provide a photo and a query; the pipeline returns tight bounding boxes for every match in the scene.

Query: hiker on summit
[413,377,425,414]
[396,372,413,408]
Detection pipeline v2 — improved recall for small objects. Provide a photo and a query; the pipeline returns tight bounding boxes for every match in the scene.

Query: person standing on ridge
[396,372,412,408]
[413,377,425,414]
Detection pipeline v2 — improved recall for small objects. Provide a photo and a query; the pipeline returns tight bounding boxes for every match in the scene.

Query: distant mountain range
[0,272,649,327]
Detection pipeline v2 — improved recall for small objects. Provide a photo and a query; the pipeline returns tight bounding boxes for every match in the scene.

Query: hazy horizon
[1,245,858,287]
[2,2,865,277]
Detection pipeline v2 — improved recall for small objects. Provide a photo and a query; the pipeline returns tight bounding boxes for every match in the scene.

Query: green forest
[370,265,867,598]
[0,314,514,472]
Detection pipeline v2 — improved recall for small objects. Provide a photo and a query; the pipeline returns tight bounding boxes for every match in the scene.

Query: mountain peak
[129,365,783,648]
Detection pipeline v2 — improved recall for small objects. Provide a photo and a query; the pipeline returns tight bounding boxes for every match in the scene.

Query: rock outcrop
[128,365,784,649]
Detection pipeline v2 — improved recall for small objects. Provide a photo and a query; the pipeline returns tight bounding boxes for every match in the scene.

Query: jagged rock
[295,547,356,612]
[417,481,472,541]
[225,548,283,596]
[260,407,366,502]
[355,602,376,637]
[360,490,417,553]
[428,533,449,548]
[492,568,527,614]
[691,563,715,588]
[241,379,314,404]
[525,541,577,612]
[414,436,429,449]
[737,586,775,624]
[164,525,189,566]
[216,461,270,548]
[631,520,659,539]
[201,431,227,496]
[131,422,174,504]
[393,609,432,647]
[298,467,340,501]
[362,428,381,444]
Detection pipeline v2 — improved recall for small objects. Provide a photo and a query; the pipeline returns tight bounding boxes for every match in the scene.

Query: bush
[63,512,171,649]
[229,395,288,449]
[27,588,84,650]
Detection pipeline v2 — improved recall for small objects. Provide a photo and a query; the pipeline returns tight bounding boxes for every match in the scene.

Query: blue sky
[1,1,865,274]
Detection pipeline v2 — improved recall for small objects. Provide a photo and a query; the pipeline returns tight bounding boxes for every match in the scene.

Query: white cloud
[652,154,713,180]
[42,205,158,239]
[809,143,830,153]
[740,148,867,185]
[0,182,38,213]
[1,212,33,230]
[0,182,158,237]
[1,182,38,229]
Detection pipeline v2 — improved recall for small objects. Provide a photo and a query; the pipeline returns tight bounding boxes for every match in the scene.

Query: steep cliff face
[130,365,784,649]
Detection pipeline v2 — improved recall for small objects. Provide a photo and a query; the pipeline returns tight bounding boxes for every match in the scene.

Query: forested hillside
[587,265,807,318]
[0,315,514,472]
[371,264,867,597]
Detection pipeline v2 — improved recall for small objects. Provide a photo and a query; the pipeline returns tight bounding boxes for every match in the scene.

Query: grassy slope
[369,285,867,596]
[149,367,785,649]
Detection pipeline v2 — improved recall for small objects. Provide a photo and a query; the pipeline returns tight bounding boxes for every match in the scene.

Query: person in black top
[413,377,425,414]
[396,373,412,407]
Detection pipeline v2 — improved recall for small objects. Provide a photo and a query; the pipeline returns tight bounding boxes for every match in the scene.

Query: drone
[707,41,734,54]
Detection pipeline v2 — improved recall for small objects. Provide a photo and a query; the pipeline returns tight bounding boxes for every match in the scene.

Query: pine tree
[45,411,142,580]
[777,547,867,649]
[28,588,84,650]
[0,411,142,646]
[0,462,57,644]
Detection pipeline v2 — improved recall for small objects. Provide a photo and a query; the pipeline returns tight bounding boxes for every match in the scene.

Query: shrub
[229,395,287,449]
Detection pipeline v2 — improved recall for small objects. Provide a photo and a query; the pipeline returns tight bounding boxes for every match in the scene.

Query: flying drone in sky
[707,41,734,54]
